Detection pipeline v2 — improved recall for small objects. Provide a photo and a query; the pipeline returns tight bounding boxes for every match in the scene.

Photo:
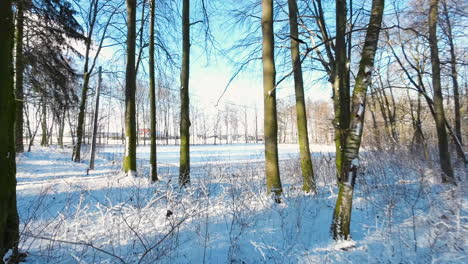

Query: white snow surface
[14,144,467,263]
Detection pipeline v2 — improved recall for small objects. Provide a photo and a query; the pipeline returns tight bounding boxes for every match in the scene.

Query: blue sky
[70,0,332,121]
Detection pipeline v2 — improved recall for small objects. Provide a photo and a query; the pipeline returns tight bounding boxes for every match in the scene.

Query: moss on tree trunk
[332,0,385,240]
[123,0,137,175]
[179,0,190,186]
[262,0,282,199]
[287,0,315,192]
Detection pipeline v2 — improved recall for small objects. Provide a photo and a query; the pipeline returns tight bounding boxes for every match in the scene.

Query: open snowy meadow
[13,144,467,263]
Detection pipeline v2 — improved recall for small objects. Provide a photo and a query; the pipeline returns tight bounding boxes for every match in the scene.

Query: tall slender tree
[0,0,20,260]
[73,0,99,162]
[73,0,117,162]
[89,67,102,170]
[123,0,138,176]
[149,0,158,182]
[179,0,190,186]
[441,0,463,159]
[262,0,282,199]
[331,0,385,240]
[333,0,350,182]
[40,95,48,146]
[428,0,454,183]
[287,0,315,192]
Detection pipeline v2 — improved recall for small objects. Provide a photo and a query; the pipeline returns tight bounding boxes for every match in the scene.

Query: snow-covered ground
[13,144,467,263]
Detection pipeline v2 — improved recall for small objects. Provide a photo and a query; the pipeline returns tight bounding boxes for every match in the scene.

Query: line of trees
[1,0,466,259]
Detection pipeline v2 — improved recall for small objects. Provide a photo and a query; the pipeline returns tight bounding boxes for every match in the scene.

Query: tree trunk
[332,0,385,240]
[40,96,48,146]
[369,85,382,150]
[25,102,42,153]
[89,67,102,170]
[428,0,454,183]
[442,0,463,159]
[123,0,138,176]
[0,0,20,259]
[333,0,350,182]
[14,0,24,153]
[47,110,55,146]
[244,108,248,144]
[262,0,282,199]
[287,0,316,192]
[67,107,75,146]
[255,105,259,143]
[74,63,91,161]
[412,86,429,159]
[149,0,158,182]
[58,108,65,148]
[179,0,190,186]
[74,46,92,161]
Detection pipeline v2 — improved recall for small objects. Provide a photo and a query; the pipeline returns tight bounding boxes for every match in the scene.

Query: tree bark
[262,0,282,199]
[0,0,20,259]
[58,108,65,148]
[333,0,350,182]
[73,18,94,162]
[332,0,385,240]
[287,0,316,193]
[428,0,454,183]
[149,0,158,182]
[123,0,138,176]
[179,0,190,186]
[74,54,91,161]
[14,0,24,153]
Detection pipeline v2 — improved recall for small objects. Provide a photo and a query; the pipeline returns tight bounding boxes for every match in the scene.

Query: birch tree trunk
[123,0,138,176]
[179,0,190,186]
[332,0,385,240]
[428,0,454,183]
[0,0,20,259]
[262,0,282,199]
[287,0,315,192]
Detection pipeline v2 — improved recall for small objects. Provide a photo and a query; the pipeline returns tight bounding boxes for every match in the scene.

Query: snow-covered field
[13,144,467,263]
